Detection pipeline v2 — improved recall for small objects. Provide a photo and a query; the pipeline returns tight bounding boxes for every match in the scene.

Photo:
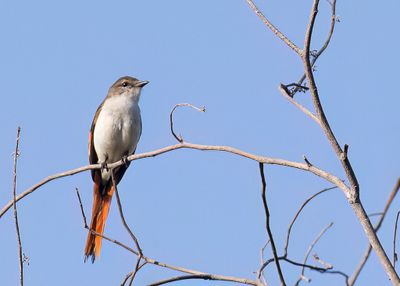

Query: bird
[84,76,149,263]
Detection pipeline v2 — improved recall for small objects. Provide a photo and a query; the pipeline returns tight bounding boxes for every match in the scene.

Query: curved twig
[284,186,336,256]
[169,103,205,143]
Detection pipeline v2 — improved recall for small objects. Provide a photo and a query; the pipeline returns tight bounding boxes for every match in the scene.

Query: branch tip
[339,144,349,161]
[303,155,312,167]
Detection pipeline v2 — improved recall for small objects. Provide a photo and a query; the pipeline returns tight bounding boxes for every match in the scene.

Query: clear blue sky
[1,1,399,285]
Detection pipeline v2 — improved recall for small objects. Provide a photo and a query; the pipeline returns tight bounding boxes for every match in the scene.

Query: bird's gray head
[108,76,149,101]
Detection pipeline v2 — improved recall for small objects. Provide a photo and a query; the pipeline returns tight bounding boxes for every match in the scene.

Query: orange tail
[84,182,115,263]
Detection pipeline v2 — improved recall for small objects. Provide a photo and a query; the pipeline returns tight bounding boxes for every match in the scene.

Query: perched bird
[84,76,148,262]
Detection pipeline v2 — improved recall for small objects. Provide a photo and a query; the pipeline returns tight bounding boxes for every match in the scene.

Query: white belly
[93,95,141,181]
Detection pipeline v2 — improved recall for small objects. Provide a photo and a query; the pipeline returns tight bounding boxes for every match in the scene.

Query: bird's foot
[122,155,129,167]
[100,162,109,172]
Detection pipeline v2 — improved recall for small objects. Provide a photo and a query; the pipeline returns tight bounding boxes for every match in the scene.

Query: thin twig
[291,0,337,96]
[169,103,205,143]
[12,127,23,286]
[76,172,258,285]
[285,83,309,91]
[257,240,270,284]
[313,254,333,269]
[148,274,260,286]
[295,223,334,286]
[121,261,148,286]
[259,163,286,285]
[0,142,351,219]
[260,255,348,280]
[278,84,321,125]
[368,212,384,218]
[75,189,258,284]
[245,0,302,55]
[393,211,400,268]
[110,171,143,284]
[121,272,132,286]
[284,186,336,256]
[75,190,138,255]
[75,188,88,228]
[128,256,142,286]
[349,178,400,285]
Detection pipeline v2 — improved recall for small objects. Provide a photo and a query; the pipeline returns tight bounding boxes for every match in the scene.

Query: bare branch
[278,84,321,125]
[75,189,258,285]
[12,126,24,286]
[303,155,313,167]
[368,212,384,218]
[75,188,88,228]
[121,261,147,286]
[295,222,334,286]
[245,0,302,55]
[313,254,333,269]
[75,189,139,256]
[284,186,336,256]
[0,142,351,219]
[394,211,400,268]
[260,255,347,279]
[258,163,286,285]
[110,171,143,284]
[349,178,400,285]
[120,272,132,286]
[169,103,205,143]
[301,0,398,281]
[257,240,270,285]
[291,0,337,96]
[148,274,261,286]
[303,0,359,203]
[111,172,143,254]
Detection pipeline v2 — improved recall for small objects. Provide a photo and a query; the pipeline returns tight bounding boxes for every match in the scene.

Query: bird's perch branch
[1,142,350,219]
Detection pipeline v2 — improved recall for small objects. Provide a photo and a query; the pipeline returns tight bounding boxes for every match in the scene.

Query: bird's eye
[122,81,128,87]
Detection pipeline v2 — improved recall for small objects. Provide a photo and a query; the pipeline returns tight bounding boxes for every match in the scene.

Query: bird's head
[109,76,149,101]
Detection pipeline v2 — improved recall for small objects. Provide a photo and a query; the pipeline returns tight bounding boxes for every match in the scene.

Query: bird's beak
[136,80,149,87]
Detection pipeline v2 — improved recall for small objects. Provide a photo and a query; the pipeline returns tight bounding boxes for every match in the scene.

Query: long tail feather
[84,182,115,263]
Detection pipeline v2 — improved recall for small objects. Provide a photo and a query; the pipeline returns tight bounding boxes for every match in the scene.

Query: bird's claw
[100,162,109,172]
[122,155,129,167]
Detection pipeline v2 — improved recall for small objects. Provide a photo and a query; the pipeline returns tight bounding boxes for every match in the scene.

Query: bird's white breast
[93,94,142,170]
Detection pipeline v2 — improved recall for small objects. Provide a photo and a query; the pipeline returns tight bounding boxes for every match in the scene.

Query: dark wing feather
[111,147,136,185]
[89,101,104,182]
